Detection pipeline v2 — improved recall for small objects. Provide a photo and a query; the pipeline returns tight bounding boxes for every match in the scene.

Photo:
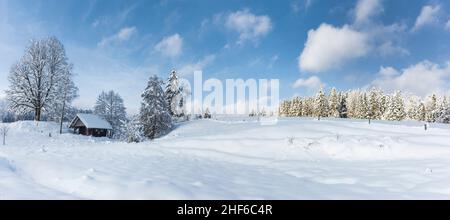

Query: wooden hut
[69,113,112,137]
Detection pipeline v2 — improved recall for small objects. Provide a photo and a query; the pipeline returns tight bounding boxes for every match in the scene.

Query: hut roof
[69,113,112,130]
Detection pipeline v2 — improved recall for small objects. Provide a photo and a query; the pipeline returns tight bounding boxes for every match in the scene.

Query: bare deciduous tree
[6,37,77,122]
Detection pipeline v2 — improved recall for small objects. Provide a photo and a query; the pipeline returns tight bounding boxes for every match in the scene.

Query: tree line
[1,37,186,142]
[279,88,450,124]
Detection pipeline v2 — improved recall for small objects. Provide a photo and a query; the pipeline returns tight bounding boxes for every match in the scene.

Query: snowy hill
[2,118,450,199]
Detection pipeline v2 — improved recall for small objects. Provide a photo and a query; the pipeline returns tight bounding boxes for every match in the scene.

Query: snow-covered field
[2,117,450,199]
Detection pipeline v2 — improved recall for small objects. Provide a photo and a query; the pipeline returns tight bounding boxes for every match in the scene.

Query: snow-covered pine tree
[406,96,419,120]
[289,98,296,117]
[289,97,302,117]
[379,93,388,119]
[314,89,328,120]
[358,92,369,120]
[304,97,315,117]
[417,102,427,122]
[328,87,339,117]
[338,94,348,118]
[346,90,359,118]
[426,94,438,122]
[164,69,182,117]
[385,91,406,121]
[140,75,172,139]
[295,97,303,117]
[436,97,450,123]
[94,90,127,138]
[368,88,381,120]
[279,100,291,116]
[122,115,145,143]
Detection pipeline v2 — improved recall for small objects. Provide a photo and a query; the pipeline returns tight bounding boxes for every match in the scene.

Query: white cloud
[446,20,450,30]
[154,33,183,58]
[178,55,216,76]
[117,27,136,40]
[298,23,370,73]
[98,26,137,48]
[291,0,314,13]
[370,60,450,97]
[378,66,400,77]
[413,5,440,31]
[354,0,383,24]
[91,4,138,29]
[378,41,410,56]
[293,76,324,91]
[225,9,273,44]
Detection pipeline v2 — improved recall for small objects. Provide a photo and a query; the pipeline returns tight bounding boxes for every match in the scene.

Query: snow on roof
[72,113,112,130]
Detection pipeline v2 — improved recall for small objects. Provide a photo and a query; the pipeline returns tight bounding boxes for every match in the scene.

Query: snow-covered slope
[1,118,450,199]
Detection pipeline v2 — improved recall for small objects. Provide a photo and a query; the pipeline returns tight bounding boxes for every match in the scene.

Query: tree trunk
[35,107,41,121]
[59,100,66,134]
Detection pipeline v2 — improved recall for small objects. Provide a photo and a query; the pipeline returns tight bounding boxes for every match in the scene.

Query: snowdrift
[1,118,450,199]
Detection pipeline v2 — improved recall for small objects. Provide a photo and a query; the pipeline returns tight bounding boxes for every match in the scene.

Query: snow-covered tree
[385,91,406,121]
[289,97,302,117]
[426,94,438,122]
[436,97,450,124]
[94,90,127,138]
[406,97,417,120]
[357,92,369,119]
[0,98,9,122]
[379,94,388,118]
[6,37,76,121]
[278,100,291,116]
[164,69,182,117]
[259,107,267,117]
[368,88,382,120]
[204,107,212,118]
[417,102,427,122]
[346,90,360,118]
[140,75,172,139]
[314,89,328,120]
[328,87,339,117]
[303,97,314,117]
[47,64,78,133]
[121,115,145,143]
[338,94,348,118]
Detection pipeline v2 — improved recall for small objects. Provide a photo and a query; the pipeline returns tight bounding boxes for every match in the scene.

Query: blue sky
[1,0,450,113]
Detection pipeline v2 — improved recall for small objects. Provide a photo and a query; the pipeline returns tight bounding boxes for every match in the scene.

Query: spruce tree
[385,91,406,121]
[164,69,182,117]
[426,94,438,122]
[368,88,381,119]
[329,87,339,117]
[314,89,328,120]
[417,102,427,121]
[140,75,172,139]
[436,97,450,123]
[338,94,348,118]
